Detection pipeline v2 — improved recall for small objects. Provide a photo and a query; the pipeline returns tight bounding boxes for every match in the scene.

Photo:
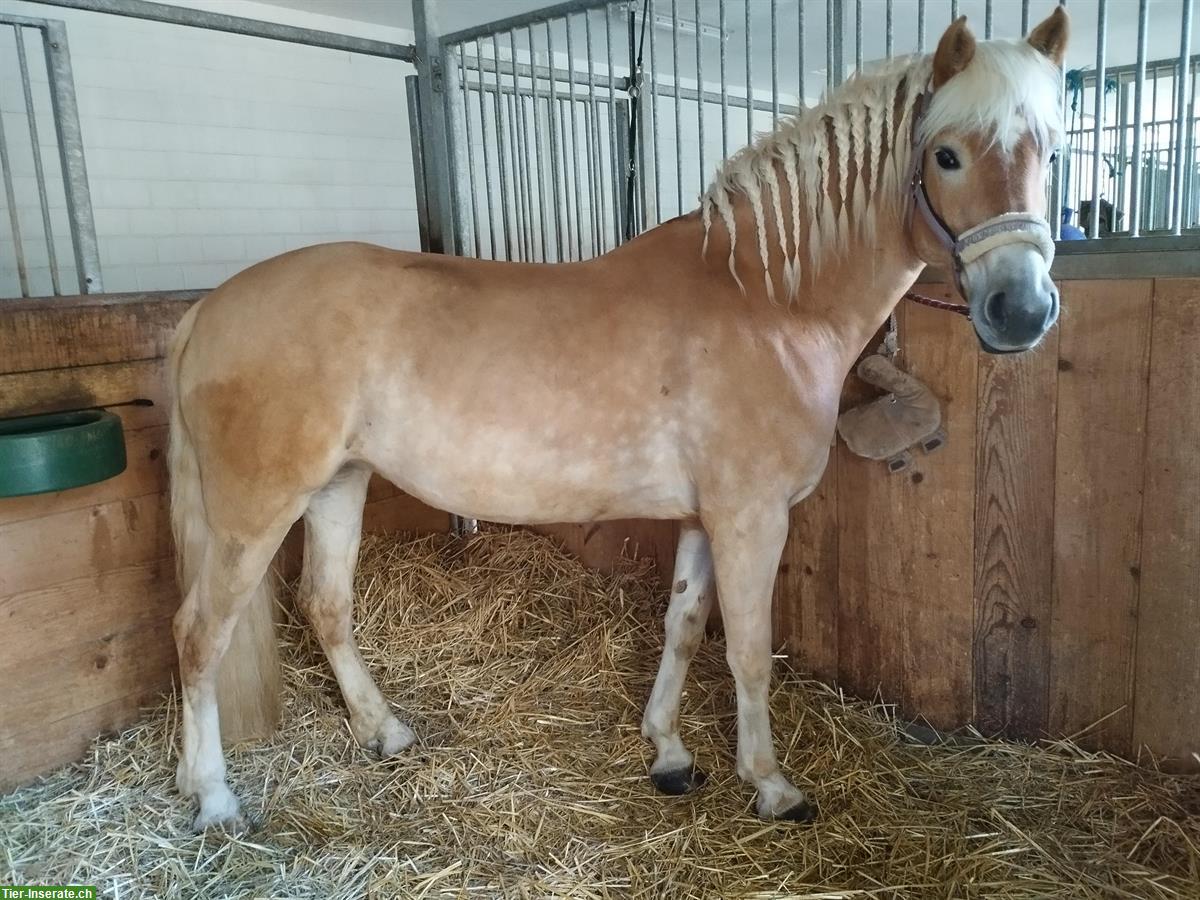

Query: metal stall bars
[0,13,100,297]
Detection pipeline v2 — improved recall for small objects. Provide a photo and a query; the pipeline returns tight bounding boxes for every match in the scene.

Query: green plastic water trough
[0,410,127,498]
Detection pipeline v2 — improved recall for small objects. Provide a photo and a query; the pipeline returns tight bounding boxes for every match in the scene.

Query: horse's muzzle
[966,245,1059,353]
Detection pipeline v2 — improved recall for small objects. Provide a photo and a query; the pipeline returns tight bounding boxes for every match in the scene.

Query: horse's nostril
[1044,290,1060,328]
[985,291,1008,329]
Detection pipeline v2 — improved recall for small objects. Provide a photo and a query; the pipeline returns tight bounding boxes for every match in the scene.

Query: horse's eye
[934,148,960,171]
[1049,150,1060,164]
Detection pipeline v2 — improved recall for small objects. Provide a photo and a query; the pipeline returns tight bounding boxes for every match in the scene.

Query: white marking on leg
[709,505,812,820]
[302,468,415,755]
[643,524,714,777]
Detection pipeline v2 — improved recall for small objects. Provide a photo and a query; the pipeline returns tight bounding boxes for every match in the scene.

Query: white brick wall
[0,0,420,297]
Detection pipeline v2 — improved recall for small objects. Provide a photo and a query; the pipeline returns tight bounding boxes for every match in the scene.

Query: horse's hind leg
[642,523,715,795]
[298,465,416,755]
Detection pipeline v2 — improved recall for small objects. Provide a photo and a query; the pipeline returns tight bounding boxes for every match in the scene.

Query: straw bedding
[2,529,1198,899]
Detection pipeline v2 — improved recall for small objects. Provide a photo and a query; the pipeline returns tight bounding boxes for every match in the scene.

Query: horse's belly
[359,420,695,525]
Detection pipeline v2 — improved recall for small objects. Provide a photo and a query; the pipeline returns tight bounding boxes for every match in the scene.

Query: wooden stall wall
[772,277,1200,770]
[0,294,448,790]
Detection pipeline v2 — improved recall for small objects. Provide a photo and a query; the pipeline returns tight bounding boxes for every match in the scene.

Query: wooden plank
[837,297,978,729]
[1132,278,1200,770]
[0,614,177,791]
[0,295,196,375]
[973,328,1059,739]
[0,492,172,598]
[0,424,168,527]
[773,446,839,681]
[1049,279,1153,753]
[0,358,169,426]
[362,493,452,536]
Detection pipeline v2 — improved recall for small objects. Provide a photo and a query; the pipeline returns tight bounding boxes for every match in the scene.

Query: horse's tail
[168,301,281,744]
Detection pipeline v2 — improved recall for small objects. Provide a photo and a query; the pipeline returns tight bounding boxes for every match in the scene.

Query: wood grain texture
[0,560,179,790]
[972,331,1059,738]
[1131,279,1200,769]
[1049,280,1153,753]
[0,293,198,374]
[0,358,169,423]
[533,520,680,585]
[837,297,978,727]
[773,447,839,681]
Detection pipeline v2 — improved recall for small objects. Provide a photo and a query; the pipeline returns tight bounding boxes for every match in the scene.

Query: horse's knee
[726,645,771,686]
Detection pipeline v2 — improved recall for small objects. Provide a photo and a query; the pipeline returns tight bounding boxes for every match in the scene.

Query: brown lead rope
[903,290,972,318]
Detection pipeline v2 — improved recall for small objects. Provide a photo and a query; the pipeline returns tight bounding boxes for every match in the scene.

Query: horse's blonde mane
[701,38,1064,302]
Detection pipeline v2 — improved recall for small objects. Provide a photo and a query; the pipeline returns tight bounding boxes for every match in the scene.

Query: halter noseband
[906,88,1055,306]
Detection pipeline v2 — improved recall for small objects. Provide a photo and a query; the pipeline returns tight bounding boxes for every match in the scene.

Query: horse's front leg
[708,503,817,822]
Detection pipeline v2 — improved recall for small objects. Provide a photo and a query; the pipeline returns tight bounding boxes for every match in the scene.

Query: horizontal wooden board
[0,293,198,375]
[0,358,169,425]
[532,520,679,585]
[0,491,172,598]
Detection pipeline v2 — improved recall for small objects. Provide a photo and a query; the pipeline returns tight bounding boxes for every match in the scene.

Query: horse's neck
[706,182,924,361]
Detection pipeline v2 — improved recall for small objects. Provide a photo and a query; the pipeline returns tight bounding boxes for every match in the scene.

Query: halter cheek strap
[908,88,1055,299]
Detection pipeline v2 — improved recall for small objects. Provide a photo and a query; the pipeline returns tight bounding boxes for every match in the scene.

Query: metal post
[886,0,894,60]
[1171,0,1194,235]
[798,0,805,103]
[672,0,683,215]
[917,0,926,53]
[606,9,620,246]
[1088,0,1107,238]
[490,35,514,260]
[744,0,753,145]
[694,0,705,196]
[42,20,100,293]
[648,0,661,224]
[457,43,481,258]
[413,0,454,255]
[0,90,30,297]
[565,19,585,258]
[545,21,564,260]
[405,75,432,253]
[770,0,779,123]
[476,40,498,258]
[14,25,60,295]
[1021,0,1031,35]
[855,0,862,74]
[529,26,549,261]
[719,0,728,159]
[984,0,993,40]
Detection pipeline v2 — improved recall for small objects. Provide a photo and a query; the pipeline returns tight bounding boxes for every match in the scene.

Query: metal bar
[616,98,631,230]
[1021,0,1031,36]
[442,41,466,256]
[695,0,705,196]
[490,35,514,260]
[506,91,528,261]
[566,19,585,258]
[855,0,863,73]
[404,75,432,253]
[441,0,615,47]
[512,29,536,260]
[0,101,30,297]
[413,1,453,255]
[826,0,835,91]
[1171,0,1194,235]
[475,42,497,258]
[606,8,620,246]
[1050,0,1068,240]
[648,0,661,224]
[536,24,557,261]
[545,23,565,261]
[582,93,599,255]
[833,0,844,87]
[585,10,605,253]
[984,0,993,39]
[673,0,683,215]
[917,0,926,53]
[30,0,413,61]
[886,0,894,59]
[951,0,959,21]
[42,20,100,292]
[798,0,805,103]
[632,4,648,233]
[458,43,481,258]
[1089,0,1107,238]
[720,0,728,158]
[526,26,548,260]
[771,0,779,123]
[745,0,753,145]
[14,24,60,295]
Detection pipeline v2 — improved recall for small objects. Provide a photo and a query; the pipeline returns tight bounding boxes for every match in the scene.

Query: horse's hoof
[650,765,708,796]
[360,716,416,757]
[775,798,818,824]
[192,786,246,832]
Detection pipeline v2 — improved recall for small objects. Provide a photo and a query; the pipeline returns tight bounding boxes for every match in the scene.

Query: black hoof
[777,798,818,824]
[650,765,709,796]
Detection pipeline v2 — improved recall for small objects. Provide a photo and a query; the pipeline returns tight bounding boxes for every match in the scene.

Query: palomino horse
[169,11,1068,830]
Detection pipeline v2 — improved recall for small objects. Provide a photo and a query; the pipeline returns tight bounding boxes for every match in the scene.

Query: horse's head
[910,9,1068,354]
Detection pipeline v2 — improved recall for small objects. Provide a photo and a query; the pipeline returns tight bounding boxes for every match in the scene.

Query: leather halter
[905,88,1055,315]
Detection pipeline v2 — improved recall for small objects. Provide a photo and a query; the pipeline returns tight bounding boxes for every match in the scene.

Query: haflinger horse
[169,10,1068,830]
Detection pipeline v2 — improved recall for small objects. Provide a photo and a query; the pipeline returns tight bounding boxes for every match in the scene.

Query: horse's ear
[1027,6,1069,67]
[932,16,976,89]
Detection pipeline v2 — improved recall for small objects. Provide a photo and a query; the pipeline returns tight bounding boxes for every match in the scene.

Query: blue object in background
[1060,207,1086,241]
